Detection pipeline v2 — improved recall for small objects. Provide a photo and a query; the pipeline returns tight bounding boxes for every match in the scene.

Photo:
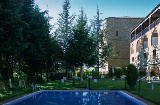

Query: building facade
[130,4,160,72]
[103,17,143,70]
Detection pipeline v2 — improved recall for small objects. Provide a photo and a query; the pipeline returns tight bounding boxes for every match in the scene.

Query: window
[138,55,140,61]
[136,40,140,52]
[131,45,134,54]
[153,50,156,57]
[144,53,147,58]
[132,57,134,62]
[143,36,148,49]
[152,37,158,46]
[116,31,118,37]
[151,31,158,46]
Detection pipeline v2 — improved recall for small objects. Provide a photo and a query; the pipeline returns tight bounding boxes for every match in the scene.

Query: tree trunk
[80,66,83,84]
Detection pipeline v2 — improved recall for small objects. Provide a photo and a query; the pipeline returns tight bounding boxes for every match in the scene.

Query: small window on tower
[132,57,134,62]
[116,31,118,37]
[138,55,140,61]
[153,50,156,57]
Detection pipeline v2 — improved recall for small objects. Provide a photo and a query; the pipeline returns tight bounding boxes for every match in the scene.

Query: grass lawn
[0,78,160,105]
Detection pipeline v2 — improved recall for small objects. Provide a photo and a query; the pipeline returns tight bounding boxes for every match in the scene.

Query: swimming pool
[3,90,147,105]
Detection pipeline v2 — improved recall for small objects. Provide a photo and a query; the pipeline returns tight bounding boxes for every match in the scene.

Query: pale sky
[35,0,160,30]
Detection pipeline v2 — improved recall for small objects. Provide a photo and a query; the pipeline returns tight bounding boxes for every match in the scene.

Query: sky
[35,0,160,30]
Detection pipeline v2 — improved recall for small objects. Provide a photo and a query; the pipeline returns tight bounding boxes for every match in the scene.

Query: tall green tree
[68,8,97,83]
[0,0,25,83]
[91,6,114,75]
[95,6,102,78]
[55,0,75,76]
[20,0,54,83]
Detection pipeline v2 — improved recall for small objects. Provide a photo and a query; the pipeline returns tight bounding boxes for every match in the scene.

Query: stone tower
[103,17,143,70]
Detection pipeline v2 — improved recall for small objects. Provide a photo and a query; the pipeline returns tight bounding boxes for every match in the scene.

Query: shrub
[139,70,146,77]
[108,67,114,78]
[83,69,92,79]
[150,71,156,76]
[122,67,127,75]
[114,67,123,78]
[126,64,138,90]
[92,70,98,79]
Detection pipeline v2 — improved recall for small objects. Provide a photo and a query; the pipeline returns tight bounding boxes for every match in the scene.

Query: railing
[136,32,142,39]
[154,17,160,27]
[131,17,160,42]
[142,26,149,35]
[131,37,135,42]
[150,21,156,29]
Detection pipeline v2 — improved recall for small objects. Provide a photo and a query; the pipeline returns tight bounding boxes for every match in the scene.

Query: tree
[55,0,75,76]
[0,0,26,83]
[68,8,97,83]
[90,6,102,78]
[100,38,114,67]
[20,0,54,83]
[126,64,138,90]
[91,6,114,78]
[0,0,62,85]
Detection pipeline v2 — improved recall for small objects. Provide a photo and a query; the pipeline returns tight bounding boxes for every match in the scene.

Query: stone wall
[104,17,143,69]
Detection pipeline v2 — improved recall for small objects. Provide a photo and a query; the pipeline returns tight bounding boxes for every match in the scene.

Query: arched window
[143,36,148,49]
[136,40,140,52]
[151,29,158,46]
[131,44,134,54]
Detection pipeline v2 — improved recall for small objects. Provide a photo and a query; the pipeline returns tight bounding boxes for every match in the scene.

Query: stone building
[130,4,160,72]
[102,17,143,71]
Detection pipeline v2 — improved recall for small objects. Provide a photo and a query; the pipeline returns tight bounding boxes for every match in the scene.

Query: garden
[1,65,160,105]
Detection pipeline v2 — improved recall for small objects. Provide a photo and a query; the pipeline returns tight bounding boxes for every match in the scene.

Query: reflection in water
[34,91,138,105]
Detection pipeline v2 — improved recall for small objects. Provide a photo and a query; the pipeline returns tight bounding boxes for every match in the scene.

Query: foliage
[126,64,138,90]
[0,0,115,90]
[55,0,74,48]
[150,71,156,76]
[83,69,92,79]
[66,8,97,83]
[90,6,103,78]
[139,70,146,77]
[0,0,62,85]
[54,0,76,76]
[114,67,123,78]
[0,0,26,81]
[108,67,114,78]
[100,41,114,66]
[91,70,99,79]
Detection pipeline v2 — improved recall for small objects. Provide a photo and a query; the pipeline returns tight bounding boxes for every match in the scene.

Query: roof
[130,3,160,33]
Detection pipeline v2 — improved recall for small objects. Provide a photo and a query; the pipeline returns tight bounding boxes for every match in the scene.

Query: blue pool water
[3,90,146,105]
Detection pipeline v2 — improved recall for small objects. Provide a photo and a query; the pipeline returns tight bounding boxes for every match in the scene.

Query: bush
[139,70,146,77]
[92,70,98,79]
[150,71,156,76]
[122,67,127,75]
[83,69,92,79]
[114,67,123,78]
[108,67,114,78]
[126,64,138,90]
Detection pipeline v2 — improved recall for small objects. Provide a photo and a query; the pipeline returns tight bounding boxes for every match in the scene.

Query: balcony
[131,17,160,42]
[131,36,135,42]
[136,32,142,39]
[142,26,149,35]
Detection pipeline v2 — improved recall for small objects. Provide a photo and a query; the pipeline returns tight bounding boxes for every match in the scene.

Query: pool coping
[123,90,156,105]
[2,90,150,105]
